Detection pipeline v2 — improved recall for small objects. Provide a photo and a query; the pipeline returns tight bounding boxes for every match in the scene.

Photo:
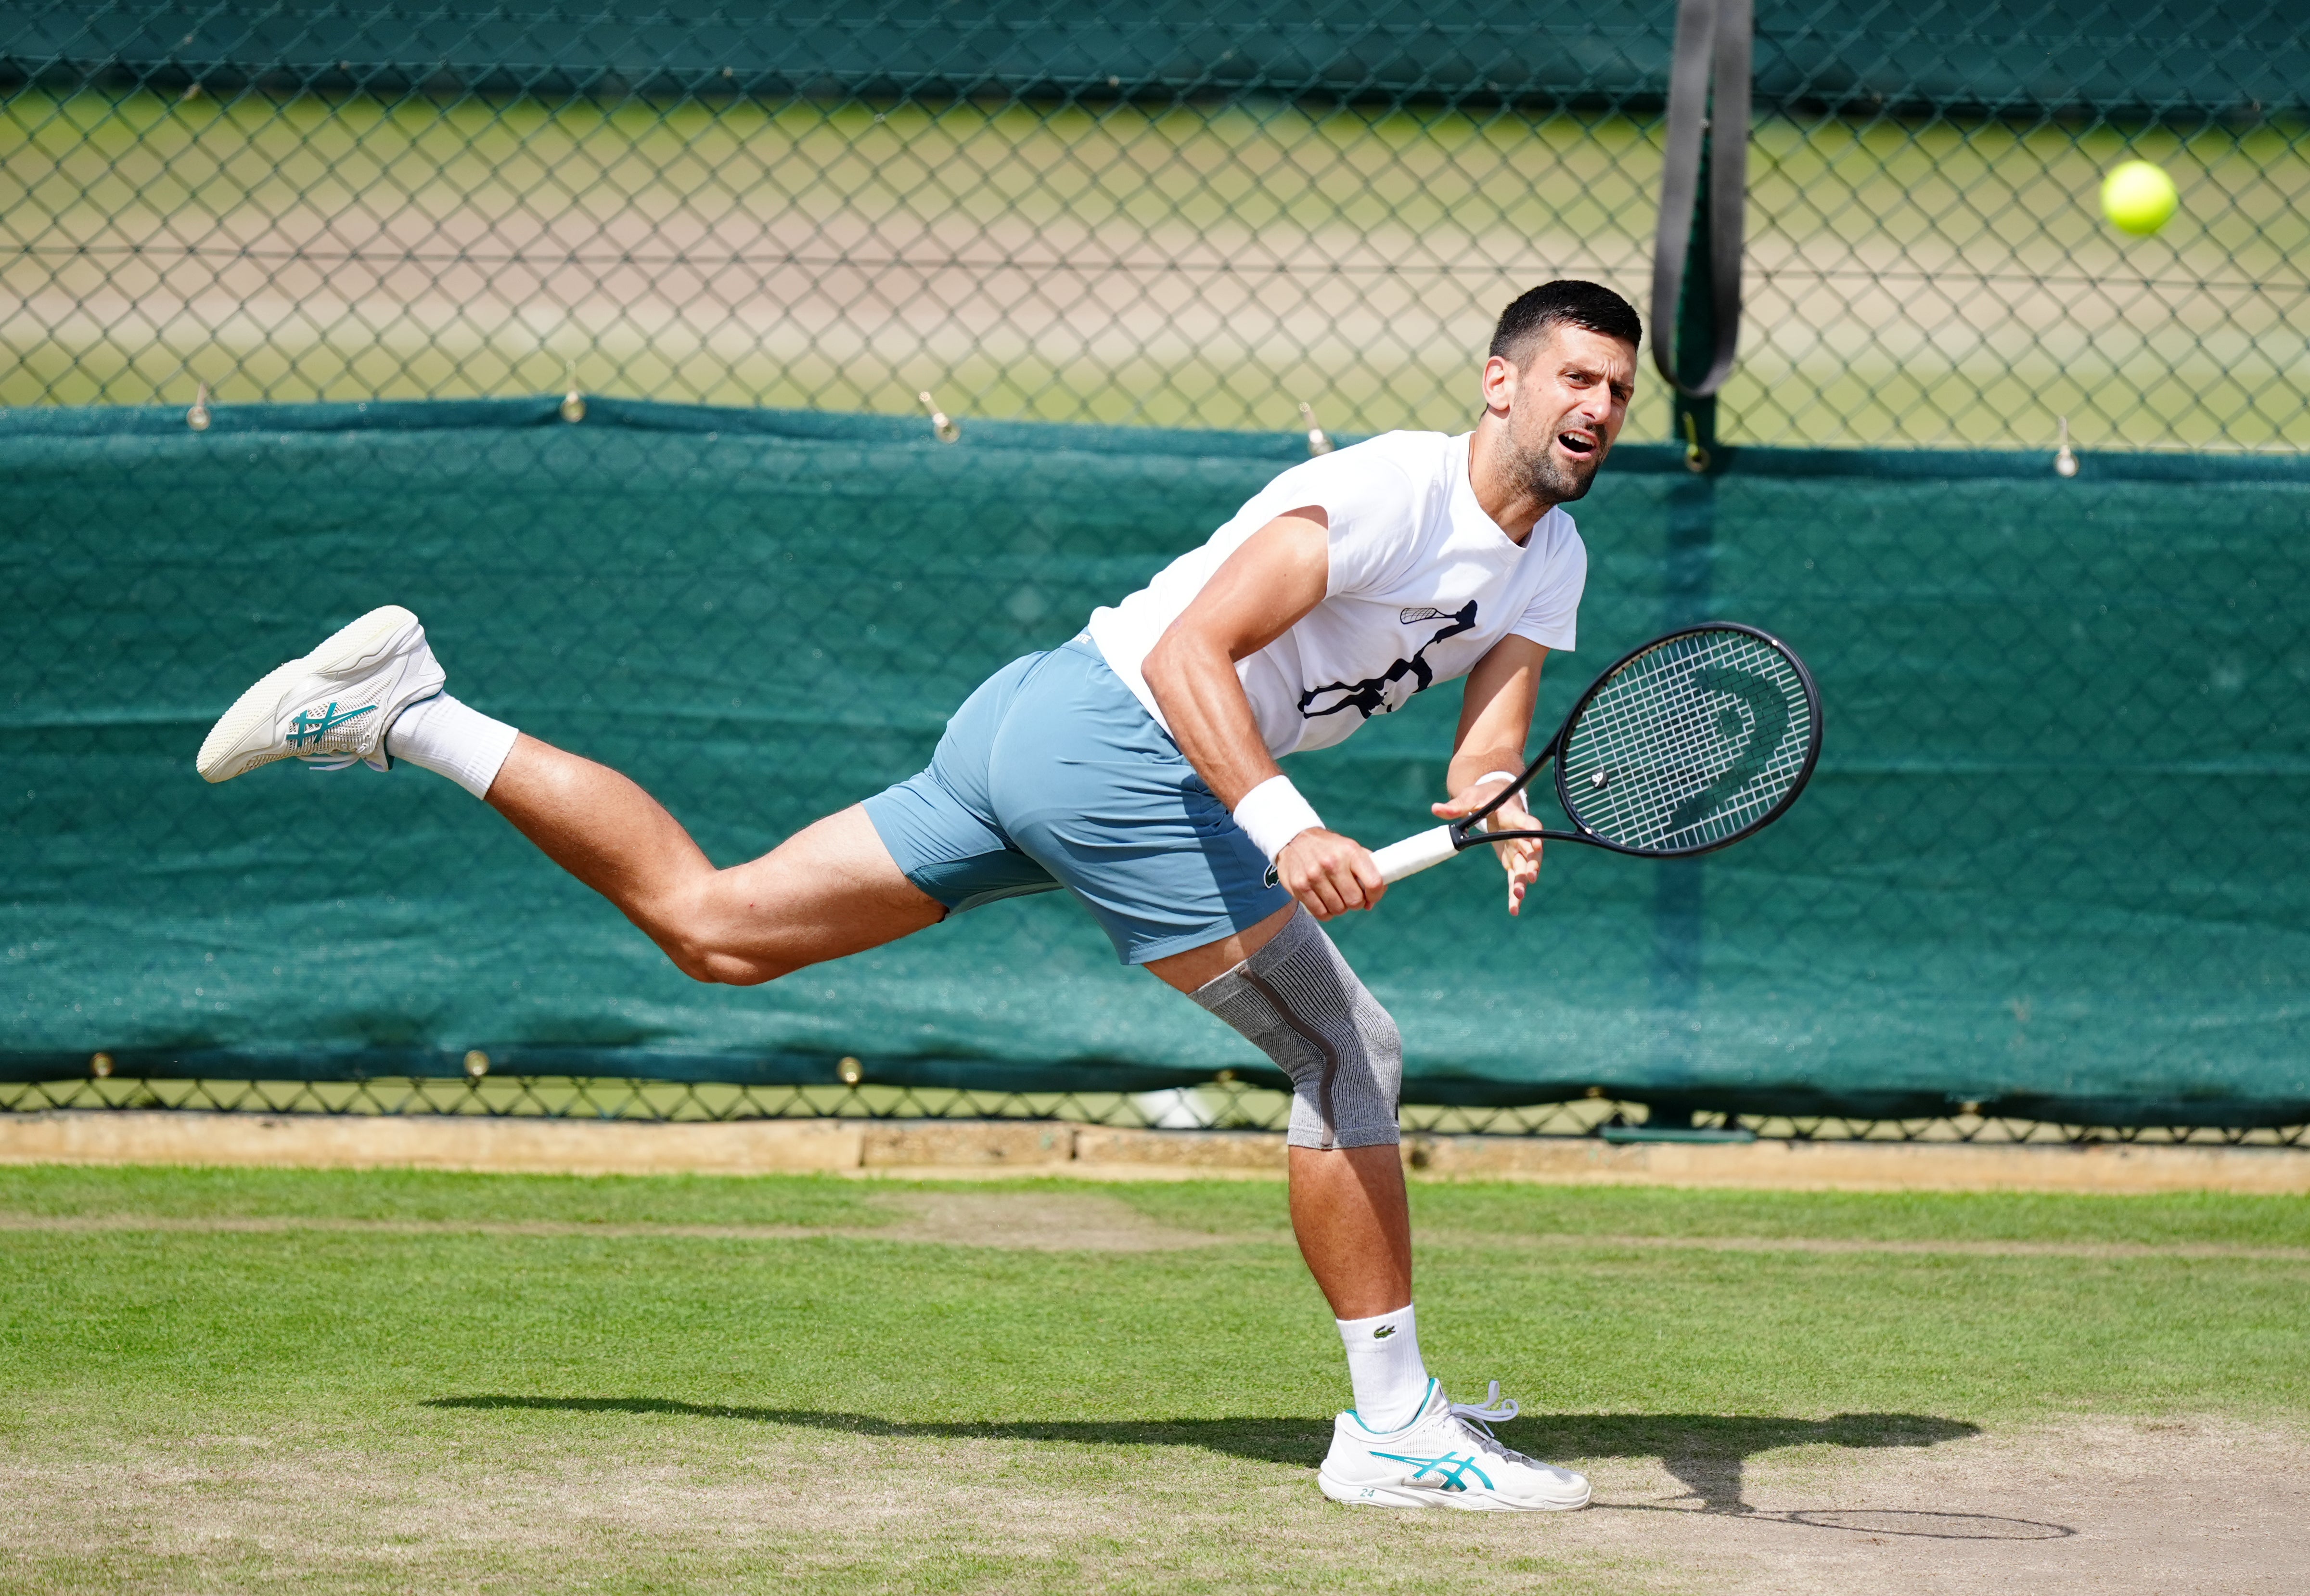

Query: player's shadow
[426,1397,1976,1515]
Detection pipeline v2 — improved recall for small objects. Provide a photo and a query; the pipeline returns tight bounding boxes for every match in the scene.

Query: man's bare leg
[1164,903,1589,1505]
[1147,909,1413,1321]
[486,733,945,985]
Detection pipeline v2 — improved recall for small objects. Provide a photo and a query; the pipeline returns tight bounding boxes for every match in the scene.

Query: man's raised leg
[196,605,946,987]
[483,735,945,985]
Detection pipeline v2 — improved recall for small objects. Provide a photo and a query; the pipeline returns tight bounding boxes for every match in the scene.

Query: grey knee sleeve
[1189,906,1402,1150]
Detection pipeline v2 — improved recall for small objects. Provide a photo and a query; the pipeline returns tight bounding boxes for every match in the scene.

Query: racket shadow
[1508,1411,1980,1514]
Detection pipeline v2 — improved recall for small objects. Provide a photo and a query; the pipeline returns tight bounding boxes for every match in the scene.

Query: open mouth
[1556,429,1600,460]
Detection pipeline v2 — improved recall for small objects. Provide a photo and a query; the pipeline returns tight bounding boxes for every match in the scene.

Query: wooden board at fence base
[1393,1132,2310,1196]
[1,1111,2306,1195]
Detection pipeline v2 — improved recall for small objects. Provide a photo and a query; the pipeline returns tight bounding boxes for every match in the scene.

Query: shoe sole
[196,604,421,783]
[1317,1469,1590,1512]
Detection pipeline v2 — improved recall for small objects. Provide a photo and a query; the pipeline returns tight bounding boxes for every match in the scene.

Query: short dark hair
[1489,280,1643,363]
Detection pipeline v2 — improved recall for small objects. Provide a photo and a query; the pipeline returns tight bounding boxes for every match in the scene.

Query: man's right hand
[1276,827,1386,919]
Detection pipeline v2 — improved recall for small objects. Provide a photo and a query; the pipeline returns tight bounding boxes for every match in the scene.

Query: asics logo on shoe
[1371,1326,1397,1339]
[287,702,376,748]
[1369,1450,1495,1493]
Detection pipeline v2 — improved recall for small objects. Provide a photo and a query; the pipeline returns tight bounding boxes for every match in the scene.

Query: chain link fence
[4,3,2305,448]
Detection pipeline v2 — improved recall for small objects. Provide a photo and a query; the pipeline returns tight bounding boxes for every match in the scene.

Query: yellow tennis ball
[2101,160,2178,236]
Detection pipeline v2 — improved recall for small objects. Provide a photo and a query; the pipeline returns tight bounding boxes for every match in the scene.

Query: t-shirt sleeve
[1267,450,1421,598]
[1508,518,1587,651]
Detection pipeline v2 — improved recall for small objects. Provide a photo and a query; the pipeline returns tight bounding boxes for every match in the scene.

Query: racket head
[1550,623,1821,857]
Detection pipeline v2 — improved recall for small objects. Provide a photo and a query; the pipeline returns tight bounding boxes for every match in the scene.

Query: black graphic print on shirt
[1296,601,1480,721]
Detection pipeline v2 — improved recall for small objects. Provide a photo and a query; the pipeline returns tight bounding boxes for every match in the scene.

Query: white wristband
[1232,775,1324,864]
[1469,770,1522,830]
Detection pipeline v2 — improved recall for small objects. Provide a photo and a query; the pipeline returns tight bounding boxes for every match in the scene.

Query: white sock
[1337,1303,1429,1431]
[385,693,519,799]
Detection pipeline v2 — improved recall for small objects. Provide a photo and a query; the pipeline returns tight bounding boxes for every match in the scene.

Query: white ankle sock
[1337,1303,1429,1431]
[385,693,519,798]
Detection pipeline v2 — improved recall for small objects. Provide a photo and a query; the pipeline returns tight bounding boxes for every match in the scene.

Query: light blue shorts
[862,638,1293,965]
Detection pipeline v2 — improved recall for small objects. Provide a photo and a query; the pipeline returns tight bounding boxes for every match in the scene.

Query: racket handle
[1371,824,1462,884]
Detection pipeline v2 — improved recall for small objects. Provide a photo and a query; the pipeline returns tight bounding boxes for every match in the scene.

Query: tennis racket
[1284,623,1821,888]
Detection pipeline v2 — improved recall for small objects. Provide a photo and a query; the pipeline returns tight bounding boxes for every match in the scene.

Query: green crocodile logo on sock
[1372,1325,1396,1339]
[287,702,375,748]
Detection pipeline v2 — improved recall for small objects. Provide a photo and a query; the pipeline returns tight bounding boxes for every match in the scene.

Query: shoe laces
[298,751,389,774]
[1448,1380,1519,1426]
[1444,1381,1538,1466]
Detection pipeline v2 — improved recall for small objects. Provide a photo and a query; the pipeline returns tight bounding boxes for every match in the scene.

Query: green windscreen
[5,400,2306,1125]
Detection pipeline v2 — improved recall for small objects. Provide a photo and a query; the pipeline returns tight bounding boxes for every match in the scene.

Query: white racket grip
[1371,824,1462,884]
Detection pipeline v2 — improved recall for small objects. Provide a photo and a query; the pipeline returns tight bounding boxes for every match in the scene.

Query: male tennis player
[199,279,1640,1512]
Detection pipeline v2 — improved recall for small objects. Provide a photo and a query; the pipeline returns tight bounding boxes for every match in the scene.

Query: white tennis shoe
[1317,1379,1590,1512]
[196,605,446,783]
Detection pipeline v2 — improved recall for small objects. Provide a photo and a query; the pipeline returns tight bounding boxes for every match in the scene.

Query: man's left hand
[1431,778,1543,916]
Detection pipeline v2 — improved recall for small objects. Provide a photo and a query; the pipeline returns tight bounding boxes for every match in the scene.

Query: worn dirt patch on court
[1555,1415,2307,1594]
[0,1412,2297,1593]
[5,1203,2302,1263]
[1431,1231,2310,1263]
[0,1189,1231,1253]
[861,1188,1234,1251]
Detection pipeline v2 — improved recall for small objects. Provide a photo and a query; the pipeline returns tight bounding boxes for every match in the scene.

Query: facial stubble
[1503,424,1600,507]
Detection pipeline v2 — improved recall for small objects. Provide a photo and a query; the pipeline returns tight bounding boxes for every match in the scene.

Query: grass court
[3,1164,2303,1592]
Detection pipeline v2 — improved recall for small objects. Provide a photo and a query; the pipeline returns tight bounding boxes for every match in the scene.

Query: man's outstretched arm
[1141,510,1387,920]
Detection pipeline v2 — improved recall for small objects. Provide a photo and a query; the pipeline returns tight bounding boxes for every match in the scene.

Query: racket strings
[1559,630,1814,851]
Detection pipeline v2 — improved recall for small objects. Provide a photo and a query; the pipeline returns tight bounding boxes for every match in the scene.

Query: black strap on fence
[1651,0,1752,397]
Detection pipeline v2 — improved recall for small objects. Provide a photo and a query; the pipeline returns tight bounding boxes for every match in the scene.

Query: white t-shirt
[1085,430,1587,758]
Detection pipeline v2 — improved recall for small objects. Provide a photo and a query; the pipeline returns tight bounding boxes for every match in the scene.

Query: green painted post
[1671,135,1721,475]
[1647,126,1726,1133]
